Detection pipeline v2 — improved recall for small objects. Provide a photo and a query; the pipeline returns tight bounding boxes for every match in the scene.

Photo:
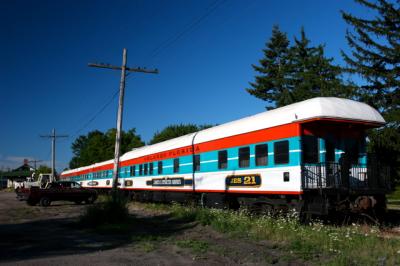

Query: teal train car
[61,97,390,219]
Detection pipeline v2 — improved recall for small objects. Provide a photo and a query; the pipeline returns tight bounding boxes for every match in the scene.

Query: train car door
[325,140,335,163]
[325,139,337,187]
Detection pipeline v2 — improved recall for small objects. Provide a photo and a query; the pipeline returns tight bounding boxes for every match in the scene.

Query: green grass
[387,185,400,210]
[131,235,167,252]
[387,185,400,202]
[175,239,209,254]
[143,203,400,265]
[79,194,131,230]
[1,187,14,192]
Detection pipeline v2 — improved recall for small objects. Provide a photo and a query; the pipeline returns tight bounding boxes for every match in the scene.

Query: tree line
[68,124,212,169]
[247,0,399,181]
[69,0,399,181]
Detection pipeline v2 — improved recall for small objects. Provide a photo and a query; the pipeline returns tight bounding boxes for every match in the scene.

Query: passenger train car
[60,97,390,217]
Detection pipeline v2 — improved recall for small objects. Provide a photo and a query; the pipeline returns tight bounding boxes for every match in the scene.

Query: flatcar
[60,97,390,218]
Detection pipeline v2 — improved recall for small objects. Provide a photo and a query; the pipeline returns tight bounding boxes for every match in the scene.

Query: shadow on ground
[0,212,196,263]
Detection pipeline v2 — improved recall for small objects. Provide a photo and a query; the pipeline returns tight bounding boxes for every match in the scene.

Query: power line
[70,0,226,139]
[28,159,43,171]
[72,89,120,138]
[142,0,227,64]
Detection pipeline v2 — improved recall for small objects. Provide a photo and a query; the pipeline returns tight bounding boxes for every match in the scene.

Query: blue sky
[0,0,370,171]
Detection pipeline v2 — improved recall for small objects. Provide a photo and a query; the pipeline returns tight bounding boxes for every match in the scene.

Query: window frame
[218,150,228,169]
[149,162,153,175]
[139,164,143,176]
[239,146,250,168]
[274,140,289,165]
[193,154,200,172]
[173,158,180,173]
[255,144,268,166]
[302,136,319,164]
[158,161,163,174]
[130,165,136,177]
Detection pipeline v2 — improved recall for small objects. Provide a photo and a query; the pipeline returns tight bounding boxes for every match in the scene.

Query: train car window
[274,140,289,164]
[218,150,228,169]
[303,136,319,164]
[239,147,250,168]
[139,164,143,176]
[158,161,163,174]
[173,158,180,173]
[255,144,268,166]
[149,162,153,175]
[193,155,200,172]
[144,163,148,175]
[130,166,136,176]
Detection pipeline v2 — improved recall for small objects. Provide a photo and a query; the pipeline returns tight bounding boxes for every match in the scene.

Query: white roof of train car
[63,97,385,174]
[120,97,384,160]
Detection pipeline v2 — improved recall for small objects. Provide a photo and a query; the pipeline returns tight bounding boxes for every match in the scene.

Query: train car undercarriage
[124,159,391,224]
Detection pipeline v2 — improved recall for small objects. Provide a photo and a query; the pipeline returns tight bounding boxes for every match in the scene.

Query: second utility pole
[89,48,158,195]
[40,129,68,182]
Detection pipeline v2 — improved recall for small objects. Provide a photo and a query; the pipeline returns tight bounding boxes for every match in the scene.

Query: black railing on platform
[301,161,390,191]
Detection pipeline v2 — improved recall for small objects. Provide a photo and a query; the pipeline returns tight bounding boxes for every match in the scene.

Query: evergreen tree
[247,26,353,109]
[290,29,353,100]
[342,0,400,120]
[247,25,293,110]
[149,124,213,145]
[342,0,400,182]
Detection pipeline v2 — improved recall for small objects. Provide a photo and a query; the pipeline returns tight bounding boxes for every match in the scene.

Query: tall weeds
[79,194,130,227]
[151,203,400,265]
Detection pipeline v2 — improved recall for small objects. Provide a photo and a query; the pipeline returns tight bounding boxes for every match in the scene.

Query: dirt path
[0,191,306,265]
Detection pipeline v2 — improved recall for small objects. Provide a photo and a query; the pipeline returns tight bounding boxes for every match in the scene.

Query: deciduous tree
[69,129,144,168]
[149,124,213,145]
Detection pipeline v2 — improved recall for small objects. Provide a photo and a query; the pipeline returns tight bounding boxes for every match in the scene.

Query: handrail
[301,162,390,191]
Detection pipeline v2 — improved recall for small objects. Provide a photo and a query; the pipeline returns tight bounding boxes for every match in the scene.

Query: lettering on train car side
[88,181,99,186]
[225,174,261,187]
[144,146,200,162]
[146,177,192,187]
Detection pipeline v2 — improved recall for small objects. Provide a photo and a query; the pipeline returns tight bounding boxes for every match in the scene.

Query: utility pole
[28,159,43,172]
[40,129,68,182]
[88,48,158,194]
[28,159,42,180]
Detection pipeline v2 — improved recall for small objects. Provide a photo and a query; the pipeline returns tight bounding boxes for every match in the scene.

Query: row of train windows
[234,140,289,168]
[71,141,290,179]
[93,171,111,179]
[129,161,162,177]
[74,170,111,180]
[128,140,289,176]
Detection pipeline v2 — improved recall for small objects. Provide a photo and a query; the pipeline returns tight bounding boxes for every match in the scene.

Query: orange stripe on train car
[62,122,300,177]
